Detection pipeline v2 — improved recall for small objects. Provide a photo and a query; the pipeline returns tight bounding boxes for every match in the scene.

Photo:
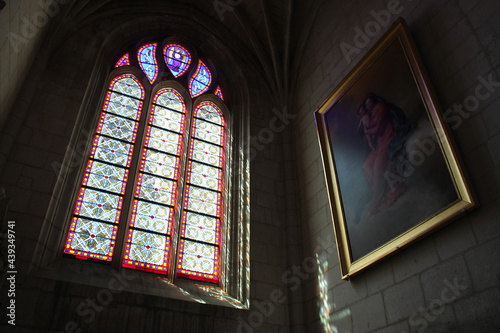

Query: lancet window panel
[177,101,225,283]
[122,88,187,274]
[64,74,145,261]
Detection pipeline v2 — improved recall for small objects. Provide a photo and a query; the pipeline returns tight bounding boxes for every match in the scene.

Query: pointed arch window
[63,39,234,286]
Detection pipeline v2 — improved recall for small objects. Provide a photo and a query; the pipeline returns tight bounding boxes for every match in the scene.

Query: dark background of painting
[325,40,458,261]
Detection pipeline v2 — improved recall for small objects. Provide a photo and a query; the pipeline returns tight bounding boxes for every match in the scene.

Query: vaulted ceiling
[47,0,324,105]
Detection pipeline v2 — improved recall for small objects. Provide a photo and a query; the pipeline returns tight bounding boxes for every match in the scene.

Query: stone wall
[292,0,500,332]
[0,0,63,131]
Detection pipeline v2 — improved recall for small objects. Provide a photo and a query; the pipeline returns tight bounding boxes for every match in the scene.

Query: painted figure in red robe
[360,93,410,216]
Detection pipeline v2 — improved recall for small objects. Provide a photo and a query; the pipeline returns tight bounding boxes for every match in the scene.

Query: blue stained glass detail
[138,43,159,84]
[189,60,212,98]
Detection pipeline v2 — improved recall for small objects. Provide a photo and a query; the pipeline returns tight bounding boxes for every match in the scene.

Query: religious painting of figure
[315,19,476,278]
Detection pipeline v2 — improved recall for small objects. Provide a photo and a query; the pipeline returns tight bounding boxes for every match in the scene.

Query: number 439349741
[7,221,15,269]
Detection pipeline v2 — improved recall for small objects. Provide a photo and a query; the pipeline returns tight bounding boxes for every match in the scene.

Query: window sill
[29,252,249,309]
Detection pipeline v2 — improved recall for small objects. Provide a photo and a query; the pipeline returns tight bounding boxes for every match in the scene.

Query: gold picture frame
[315,18,477,279]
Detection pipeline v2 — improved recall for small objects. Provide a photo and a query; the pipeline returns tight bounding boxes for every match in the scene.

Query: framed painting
[315,18,477,279]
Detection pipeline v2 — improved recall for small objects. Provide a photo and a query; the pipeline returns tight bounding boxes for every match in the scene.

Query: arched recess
[32,10,250,308]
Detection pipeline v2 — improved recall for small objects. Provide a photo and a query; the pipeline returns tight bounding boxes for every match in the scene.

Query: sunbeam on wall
[316,252,351,332]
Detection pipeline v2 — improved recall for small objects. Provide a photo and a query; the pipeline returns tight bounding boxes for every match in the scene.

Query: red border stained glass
[188,60,212,98]
[109,74,145,100]
[138,43,159,84]
[164,43,192,77]
[214,85,224,101]
[67,41,233,284]
[122,88,187,274]
[129,199,175,235]
[64,74,144,261]
[65,217,119,260]
[122,229,171,274]
[115,53,131,67]
[177,101,225,283]
[81,160,130,195]
[177,239,220,283]
[179,211,221,245]
[95,111,140,143]
[194,101,226,126]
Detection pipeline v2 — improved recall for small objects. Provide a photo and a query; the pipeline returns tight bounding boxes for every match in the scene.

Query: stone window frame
[30,29,250,309]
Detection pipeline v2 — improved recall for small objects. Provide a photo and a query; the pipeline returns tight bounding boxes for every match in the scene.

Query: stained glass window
[177,101,225,283]
[137,43,159,84]
[189,60,212,98]
[123,88,187,274]
[214,85,224,101]
[66,40,233,286]
[115,53,130,67]
[64,74,145,261]
[164,44,192,77]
